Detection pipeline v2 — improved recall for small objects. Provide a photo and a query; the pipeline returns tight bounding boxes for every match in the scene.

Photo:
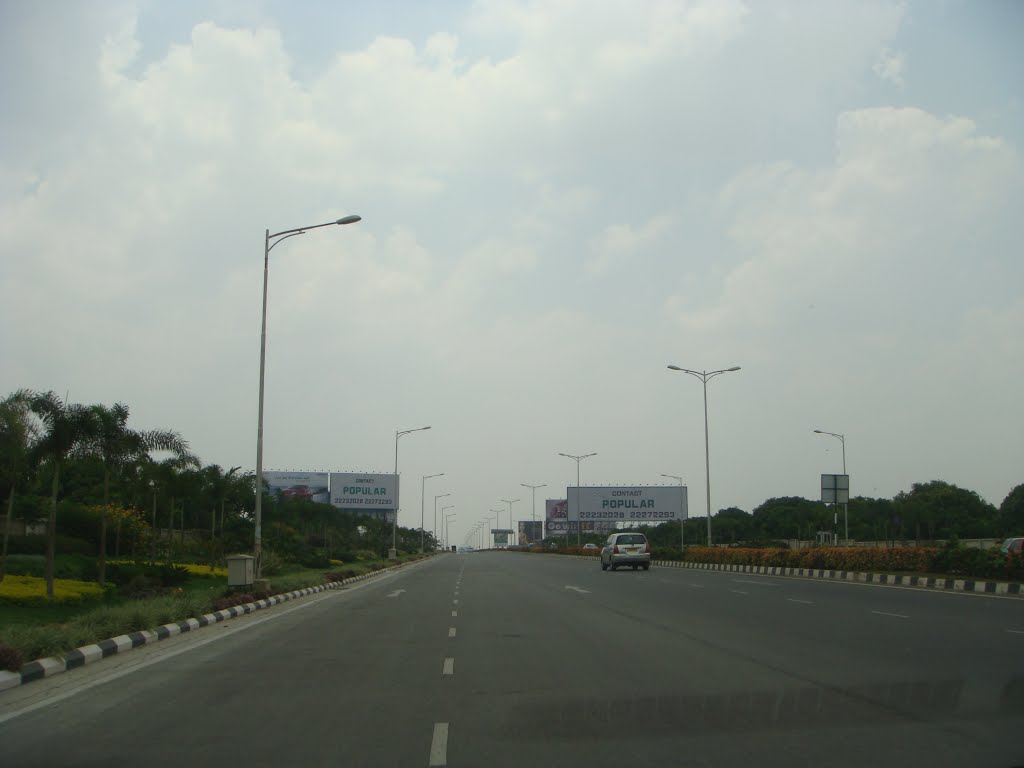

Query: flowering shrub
[0,574,108,606]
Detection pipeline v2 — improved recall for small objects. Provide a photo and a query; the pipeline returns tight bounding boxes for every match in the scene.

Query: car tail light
[613,545,620,554]
[645,543,651,554]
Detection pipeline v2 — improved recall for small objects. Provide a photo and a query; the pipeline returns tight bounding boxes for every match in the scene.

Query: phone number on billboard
[578,510,672,520]
[335,498,394,506]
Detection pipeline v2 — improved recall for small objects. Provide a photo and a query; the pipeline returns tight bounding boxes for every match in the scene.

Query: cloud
[587,214,675,275]
[873,47,907,88]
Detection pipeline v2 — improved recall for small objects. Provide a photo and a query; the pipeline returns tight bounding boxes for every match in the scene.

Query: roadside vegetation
[0,388,438,671]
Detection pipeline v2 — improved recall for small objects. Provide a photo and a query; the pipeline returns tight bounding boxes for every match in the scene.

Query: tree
[751,496,829,541]
[998,483,1024,535]
[0,391,38,582]
[28,391,97,598]
[84,403,189,583]
[713,507,754,544]
[893,480,998,540]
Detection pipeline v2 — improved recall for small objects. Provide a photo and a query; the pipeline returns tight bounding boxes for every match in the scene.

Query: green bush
[6,535,96,556]
[0,642,25,671]
[1,554,46,576]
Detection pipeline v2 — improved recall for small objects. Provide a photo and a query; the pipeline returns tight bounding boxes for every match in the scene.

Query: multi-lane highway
[2,552,1022,767]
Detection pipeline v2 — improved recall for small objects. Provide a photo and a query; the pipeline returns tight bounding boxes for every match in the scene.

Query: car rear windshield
[616,534,646,545]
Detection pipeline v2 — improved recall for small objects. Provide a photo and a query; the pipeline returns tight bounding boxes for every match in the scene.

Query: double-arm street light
[421,473,444,553]
[666,365,741,547]
[254,214,361,577]
[559,452,596,546]
[814,429,848,543]
[661,473,686,552]
[392,426,431,558]
[490,508,503,546]
[501,499,519,541]
[443,508,456,549]
[521,483,546,543]
[483,516,495,548]
[434,492,451,550]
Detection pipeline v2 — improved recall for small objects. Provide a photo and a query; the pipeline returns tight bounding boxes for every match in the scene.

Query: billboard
[545,498,571,535]
[494,531,509,546]
[262,472,330,504]
[568,486,687,523]
[518,520,543,544]
[329,473,398,513]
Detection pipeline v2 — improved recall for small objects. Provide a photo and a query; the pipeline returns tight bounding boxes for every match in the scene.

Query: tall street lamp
[667,365,741,547]
[483,516,495,548]
[442,512,454,552]
[255,214,361,577]
[421,473,444,552]
[661,473,686,552]
[392,425,431,558]
[490,508,503,546]
[521,483,546,543]
[814,429,848,543]
[501,499,519,543]
[559,452,596,546]
[434,492,451,550]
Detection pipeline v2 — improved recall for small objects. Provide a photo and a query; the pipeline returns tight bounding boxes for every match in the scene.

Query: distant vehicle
[601,532,651,571]
[281,485,314,499]
[999,537,1023,554]
[582,543,599,552]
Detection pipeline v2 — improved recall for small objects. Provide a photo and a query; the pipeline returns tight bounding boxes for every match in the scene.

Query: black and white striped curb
[0,560,425,693]
[569,555,1024,597]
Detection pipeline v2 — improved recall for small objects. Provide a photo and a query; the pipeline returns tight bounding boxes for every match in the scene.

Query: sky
[1,0,1022,546]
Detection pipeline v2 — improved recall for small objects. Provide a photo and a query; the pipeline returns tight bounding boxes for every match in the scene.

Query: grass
[0,553,429,668]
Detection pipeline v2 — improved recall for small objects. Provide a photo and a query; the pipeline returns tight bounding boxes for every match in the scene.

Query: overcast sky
[2,0,1021,545]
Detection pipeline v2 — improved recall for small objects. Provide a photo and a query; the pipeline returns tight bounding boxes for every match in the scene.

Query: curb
[0,558,427,693]
[569,555,1024,597]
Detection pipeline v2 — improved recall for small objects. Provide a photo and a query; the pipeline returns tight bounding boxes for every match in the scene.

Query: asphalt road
[1,552,1023,768]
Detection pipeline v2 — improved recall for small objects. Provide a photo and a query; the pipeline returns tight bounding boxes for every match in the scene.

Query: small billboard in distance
[262,471,329,504]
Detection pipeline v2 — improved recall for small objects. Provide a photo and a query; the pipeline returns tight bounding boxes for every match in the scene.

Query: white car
[600,533,651,571]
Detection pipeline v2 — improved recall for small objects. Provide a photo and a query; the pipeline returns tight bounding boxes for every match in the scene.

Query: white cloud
[873,47,907,88]
[587,214,675,275]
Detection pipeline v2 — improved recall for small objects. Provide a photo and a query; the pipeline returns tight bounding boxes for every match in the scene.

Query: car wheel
[601,562,608,571]
[642,564,650,571]
[610,564,617,571]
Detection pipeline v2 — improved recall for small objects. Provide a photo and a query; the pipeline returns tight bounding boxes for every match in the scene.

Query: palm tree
[84,403,190,584]
[29,391,97,598]
[0,391,38,582]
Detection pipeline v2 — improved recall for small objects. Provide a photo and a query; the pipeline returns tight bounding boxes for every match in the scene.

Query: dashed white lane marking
[872,610,909,619]
[453,599,459,605]
[730,590,749,595]
[1006,629,1024,634]
[787,598,813,604]
[733,579,780,587]
[429,722,449,766]
[451,610,458,617]
[449,627,456,638]
[564,585,590,594]
[442,657,455,675]
[687,584,705,589]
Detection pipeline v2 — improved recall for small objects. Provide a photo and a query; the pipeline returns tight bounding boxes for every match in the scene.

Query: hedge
[0,574,109,606]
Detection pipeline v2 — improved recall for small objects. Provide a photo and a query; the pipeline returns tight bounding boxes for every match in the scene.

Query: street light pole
[420,473,444,553]
[434,492,451,550]
[521,483,546,544]
[666,365,740,547]
[661,473,685,552]
[500,499,519,545]
[442,509,455,549]
[392,426,431,559]
[559,453,596,546]
[814,429,848,543]
[254,214,361,577]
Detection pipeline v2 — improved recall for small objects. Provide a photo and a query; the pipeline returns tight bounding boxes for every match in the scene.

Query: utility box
[226,554,255,587]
